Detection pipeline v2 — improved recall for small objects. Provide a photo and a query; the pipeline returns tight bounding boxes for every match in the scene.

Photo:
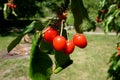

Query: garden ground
[0,30,120,80]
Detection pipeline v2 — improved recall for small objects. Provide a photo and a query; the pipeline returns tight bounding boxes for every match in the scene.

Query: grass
[0,32,120,80]
[51,33,120,80]
[0,35,17,52]
[0,58,30,80]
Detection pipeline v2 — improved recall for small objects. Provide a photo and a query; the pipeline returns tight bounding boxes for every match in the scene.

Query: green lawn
[51,33,120,80]
[0,33,120,80]
[0,35,17,52]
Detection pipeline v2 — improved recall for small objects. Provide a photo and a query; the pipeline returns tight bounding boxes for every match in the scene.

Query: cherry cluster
[42,0,87,55]
[116,42,120,56]
[6,3,16,9]
[6,0,16,9]
[43,26,87,55]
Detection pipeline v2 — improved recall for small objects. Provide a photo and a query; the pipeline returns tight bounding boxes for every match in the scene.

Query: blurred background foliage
[0,0,120,33]
[0,0,98,21]
[0,0,65,19]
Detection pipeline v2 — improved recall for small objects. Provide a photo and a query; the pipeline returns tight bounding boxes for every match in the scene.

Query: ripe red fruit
[73,34,87,48]
[95,16,102,23]
[6,3,16,9]
[117,52,120,56]
[6,3,11,7]
[44,27,58,43]
[116,47,120,50]
[43,26,51,32]
[53,36,66,51]
[63,40,75,55]
[11,4,16,9]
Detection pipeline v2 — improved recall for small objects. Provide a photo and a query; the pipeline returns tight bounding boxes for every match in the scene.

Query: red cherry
[6,3,16,9]
[43,27,51,33]
[6,3,11,7]
[44,27,58,43]
[116,47,120,50]
[95,16,102,23]
[117,52,120,56]
[63,40,75,55]
[73,34,87,48]
[10,4,16,9]
[13,4,16,8]
[53,36,66,51]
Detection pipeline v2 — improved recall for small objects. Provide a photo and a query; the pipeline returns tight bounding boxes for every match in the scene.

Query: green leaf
[30,47,52,80]
[100,0,106,8]
[54,60,73,74]
[62,29,68,39]
[54,51,73,74]
[71,0,90,33]
[7,21,36,52]
[39,39,53,54]
[71,0,83,33]
[7,34,24,52]
[109,56,120,71]
[80,19,94,32]
[29,31,52,80]
[103,9,120,33]
[107,4,116,15]
[3,3,11,19]
[108,52,117,63]
[22,21,36,34]
[113,56,120,70]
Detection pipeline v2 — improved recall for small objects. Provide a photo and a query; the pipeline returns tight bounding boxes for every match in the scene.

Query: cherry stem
[64,22,69,40]
[46,19,51,27]
[60,20,64,36]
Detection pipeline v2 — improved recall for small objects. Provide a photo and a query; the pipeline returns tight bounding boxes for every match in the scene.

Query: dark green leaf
[7,34,24,52]
[108,52,117,63]
[54,60,73,74]
[109,56,120,71]
[54,51,73,74]
[7,21,36,52]
[39,39,53,54]
[29,47,52,80]
[33,20,45,31]
[22,21,36,34]
[113,56,120,70]
[62,29,68,39]
[71,0,83,33]
[29,31,52,80]
[71,0,90,33]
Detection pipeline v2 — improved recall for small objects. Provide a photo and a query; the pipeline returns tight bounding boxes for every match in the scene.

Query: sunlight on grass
[0,35,16,52]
